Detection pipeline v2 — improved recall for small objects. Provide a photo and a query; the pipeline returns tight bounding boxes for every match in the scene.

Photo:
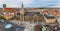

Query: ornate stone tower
[3,4,6,11]
[20,2,25,21]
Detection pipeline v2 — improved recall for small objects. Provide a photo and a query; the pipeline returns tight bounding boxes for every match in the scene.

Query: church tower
[21,2,24,9]
[20,1,25,21]
[20,2,25,14]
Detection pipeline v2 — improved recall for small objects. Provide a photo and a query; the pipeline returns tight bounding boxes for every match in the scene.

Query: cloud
[0,0,2,4]
[24,0,60,8]
[23,0,35,4]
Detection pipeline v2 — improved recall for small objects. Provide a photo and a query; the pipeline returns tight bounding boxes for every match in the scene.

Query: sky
[0,0,60,8]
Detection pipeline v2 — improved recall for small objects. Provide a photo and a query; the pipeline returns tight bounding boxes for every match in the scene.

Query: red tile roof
[4,8,13,11]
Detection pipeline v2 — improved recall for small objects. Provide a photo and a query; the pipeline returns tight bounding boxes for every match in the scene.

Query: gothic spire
[22,1,24,8]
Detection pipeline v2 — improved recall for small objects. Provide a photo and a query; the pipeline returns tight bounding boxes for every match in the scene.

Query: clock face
[4,23,12,29]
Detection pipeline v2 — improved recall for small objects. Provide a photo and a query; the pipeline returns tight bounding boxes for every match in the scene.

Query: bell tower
[20,1,25,21]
